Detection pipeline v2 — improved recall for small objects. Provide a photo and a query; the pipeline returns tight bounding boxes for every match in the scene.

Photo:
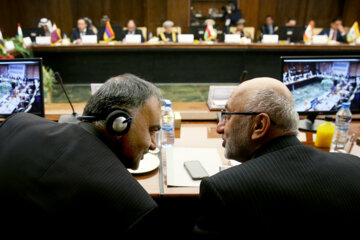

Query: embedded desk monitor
[277,26,304,43]
[190,26,206,40]
[281,56,360,131]
[0,58,44,118]
[23,27,45,42]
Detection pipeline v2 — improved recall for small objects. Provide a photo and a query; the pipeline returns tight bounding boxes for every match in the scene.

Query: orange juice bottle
[314,116,335,148]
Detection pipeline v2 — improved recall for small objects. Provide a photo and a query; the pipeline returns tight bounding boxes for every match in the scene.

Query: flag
[51,23,62,45]
[347,21,360,43]
[204,22,216,41]
[0,28,5,53]
[17,23,23,39]
[303,20,314,42]
[0,39,6,54]
[103,21,115,41]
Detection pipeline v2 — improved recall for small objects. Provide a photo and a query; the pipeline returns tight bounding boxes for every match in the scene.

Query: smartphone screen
[184,160,209,180]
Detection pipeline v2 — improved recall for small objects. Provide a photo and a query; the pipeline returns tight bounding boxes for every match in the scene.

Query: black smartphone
[184,160,209,180]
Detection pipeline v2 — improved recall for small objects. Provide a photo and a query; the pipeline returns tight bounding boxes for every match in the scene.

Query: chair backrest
[313,28,323,35]
[229,26,255,40]
[156,27,182,36]
[244,27,255,40]
[138,27,147,40]
[123,26,147,40]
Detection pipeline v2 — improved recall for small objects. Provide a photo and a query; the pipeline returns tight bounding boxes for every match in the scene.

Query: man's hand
[337,24,345,33]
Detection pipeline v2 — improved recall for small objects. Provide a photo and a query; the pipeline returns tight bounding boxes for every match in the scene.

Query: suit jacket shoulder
[319,27,330,36]
[86,28,95,35]
[70,28,80,41]
[196,135,360,237]
[121,29,145,42]
[0,113,157,232]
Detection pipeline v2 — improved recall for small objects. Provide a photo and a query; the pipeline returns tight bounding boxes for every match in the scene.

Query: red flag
[303,20,314,42]
[51,23,62,44]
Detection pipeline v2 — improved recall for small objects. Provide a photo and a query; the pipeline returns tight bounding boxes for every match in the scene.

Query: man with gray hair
[195,77,360,237]
[0,74,162,235]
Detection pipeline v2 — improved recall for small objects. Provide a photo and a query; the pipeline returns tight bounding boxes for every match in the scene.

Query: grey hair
[83,74,162,126]
[244,88,299,134]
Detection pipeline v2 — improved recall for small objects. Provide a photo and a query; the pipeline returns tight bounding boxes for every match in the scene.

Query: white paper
[212,100,227,106]
[81,35,97,44]
[225,19,231,26]
[125,34,141,43]
[166,147,222,187]
[178,34,194,43]
[207,85,236,110]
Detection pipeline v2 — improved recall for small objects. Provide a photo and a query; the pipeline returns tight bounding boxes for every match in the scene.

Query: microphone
[240,70,248,83]
[55,72,80,124]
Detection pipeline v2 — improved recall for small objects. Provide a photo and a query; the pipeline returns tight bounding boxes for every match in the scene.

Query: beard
[225,118,255,162]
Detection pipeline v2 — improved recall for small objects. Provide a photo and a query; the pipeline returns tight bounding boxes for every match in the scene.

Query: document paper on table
[166,147,223,187]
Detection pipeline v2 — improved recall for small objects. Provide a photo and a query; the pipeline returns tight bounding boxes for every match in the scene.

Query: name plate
[35,36,51,45]
[224,34,240,43]
[312,35,328,44]
[178,34,194,43]
[262,34,279,43]
[23,37,32,47]
[81,35,98,44]
[125,34,142,43]
[5,41,15,51]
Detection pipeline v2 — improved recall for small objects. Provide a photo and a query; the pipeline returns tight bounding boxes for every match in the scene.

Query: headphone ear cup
[105,110,132,136]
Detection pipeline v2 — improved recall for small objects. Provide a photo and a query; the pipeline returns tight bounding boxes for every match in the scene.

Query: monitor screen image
[281,56,360,115]
[0,58,44,117]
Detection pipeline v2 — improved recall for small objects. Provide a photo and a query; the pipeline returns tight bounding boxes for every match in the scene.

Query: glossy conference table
[45,102,360,198]
[32,43,360,84]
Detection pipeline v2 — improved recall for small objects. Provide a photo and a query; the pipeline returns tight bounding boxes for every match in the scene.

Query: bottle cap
[164,99,172,107]
[324,115,333,122]
[342,102,351,108]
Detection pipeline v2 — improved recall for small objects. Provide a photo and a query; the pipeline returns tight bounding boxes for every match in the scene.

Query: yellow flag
[347,21,360,43]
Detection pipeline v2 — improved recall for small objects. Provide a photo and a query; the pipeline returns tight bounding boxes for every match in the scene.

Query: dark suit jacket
[121,29,145,42]
[70,28,95,42]
[195,135,360,238]
[0,113,158,236]
[319,28,347,43]
[261,24,278,35]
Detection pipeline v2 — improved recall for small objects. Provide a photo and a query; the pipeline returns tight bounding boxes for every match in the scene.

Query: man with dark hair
[319,17,347,43]
[0,74,162,235]
[195,77,360,238]
[70,18,95,44]
[285,17,297,26]
[121,19,145,43]
[261,15,278,35]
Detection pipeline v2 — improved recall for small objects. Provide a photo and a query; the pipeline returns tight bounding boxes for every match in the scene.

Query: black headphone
[77,109,133,136]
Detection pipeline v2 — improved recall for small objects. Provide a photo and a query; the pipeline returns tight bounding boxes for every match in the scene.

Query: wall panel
[0,0,359,38]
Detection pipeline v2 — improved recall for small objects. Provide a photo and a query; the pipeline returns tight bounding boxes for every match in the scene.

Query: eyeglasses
[220,110,260,122]
[220,110,276,125]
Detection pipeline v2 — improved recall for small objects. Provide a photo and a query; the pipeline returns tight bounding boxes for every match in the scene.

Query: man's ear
[251,113,271,141]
